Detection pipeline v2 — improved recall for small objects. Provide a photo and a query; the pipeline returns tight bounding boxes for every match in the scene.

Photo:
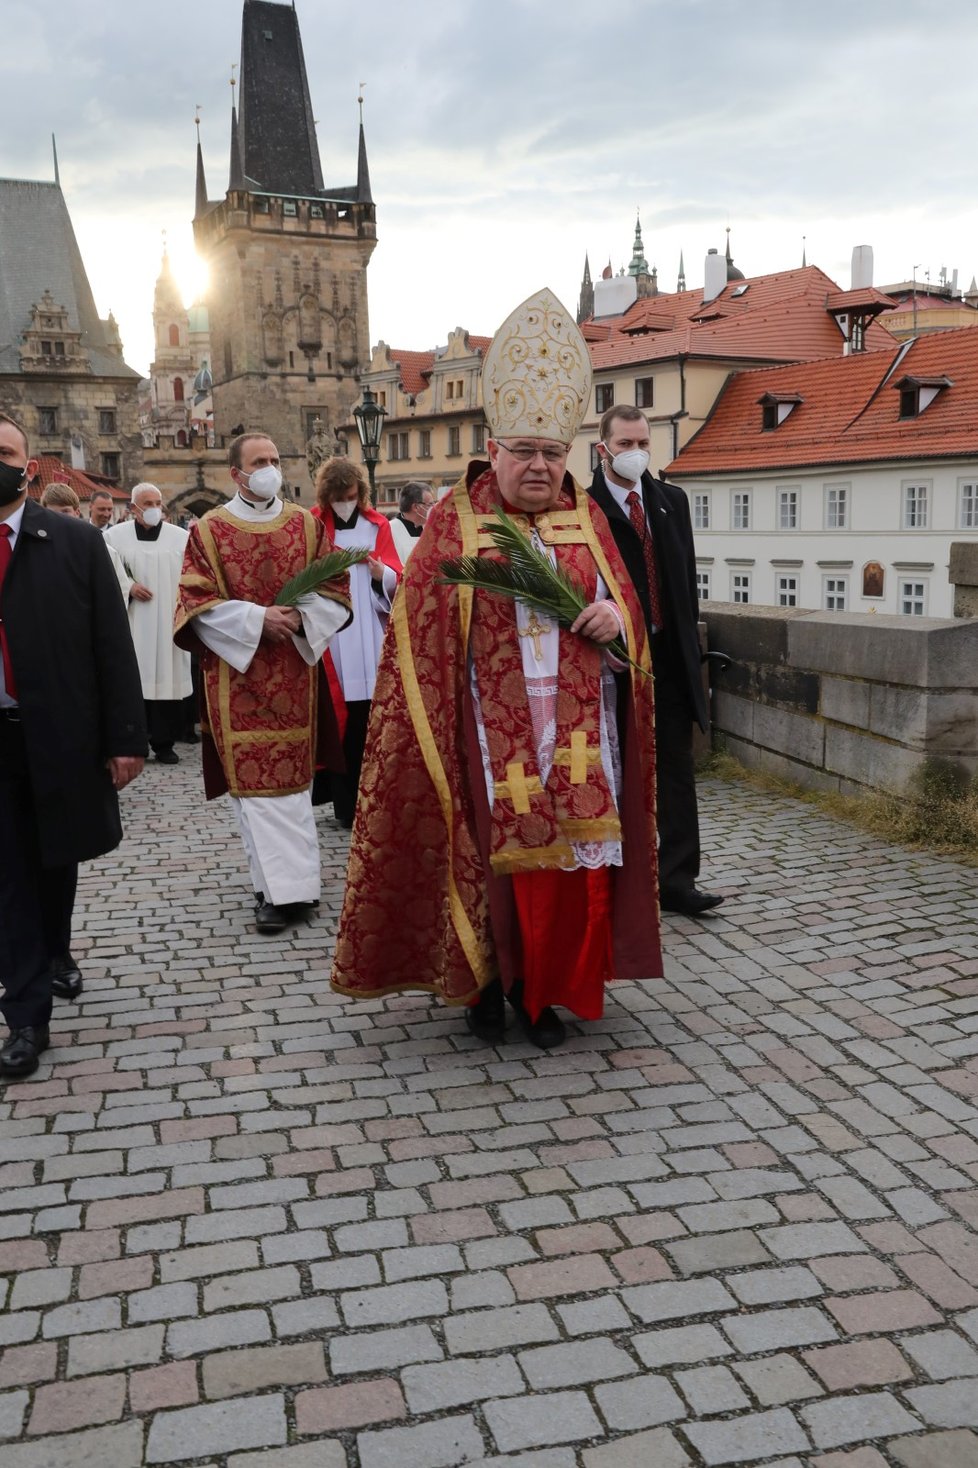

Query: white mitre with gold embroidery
[482,288,592,446]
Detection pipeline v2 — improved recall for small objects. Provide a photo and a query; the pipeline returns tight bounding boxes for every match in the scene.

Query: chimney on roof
[851,245,874,290]
[703,247,726,305]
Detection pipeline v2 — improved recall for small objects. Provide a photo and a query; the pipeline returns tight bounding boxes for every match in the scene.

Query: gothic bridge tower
[193,0,376,496]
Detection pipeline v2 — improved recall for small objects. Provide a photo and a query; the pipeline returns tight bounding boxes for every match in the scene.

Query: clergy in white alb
[104,483,192,764]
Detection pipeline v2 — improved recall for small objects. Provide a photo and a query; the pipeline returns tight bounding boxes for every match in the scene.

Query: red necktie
[627,490,663,631]
[0,523,17,700]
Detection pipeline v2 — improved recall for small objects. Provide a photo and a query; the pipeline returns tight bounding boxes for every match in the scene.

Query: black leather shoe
[464,979,506,1043]
[507,982,567,1050]
[155,748,180,764]
[661,887,725,916]
[50,956,83,1001]
[254,894,289,934]
[0,1026,50,1080]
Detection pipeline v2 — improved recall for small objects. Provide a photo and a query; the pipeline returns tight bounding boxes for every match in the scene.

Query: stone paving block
[295,1379,405,1432]
[0,1391,28,1439]
[339,1278,448,1327]
[888,1430,978,1468]
[0,1422,144,1468]
[722,1305,838,1353]
[582,1428,691,1467]
[803,1339,913,1389]
[444,1303,559,1354]
[0,1342,58,1389]
[331,1325,443,1375]
[732,1353,824,1406]
[127,1282,198,1324]
[825,1288,941,1333]
[759,1221,868,1259]
[128,1361,199,1413]
[146,1395,288,1462]
[357,1414,485,1468]
[66,1324,165,1377]
[633,1323,733,1368]
[682,1407,810,1464]
[802,1390,921,1447]
[623,1277,737,1323]
[519,1337,636,1389]
[666,1229,770,1275]
[27,1373,126,1436]
[229,1448,346,1468]
[903,1382,978,1428]
[558,1294,632,1335]
[484,1390,604,1452]
[901,1328,978,1379]
[594,1373,686,1430]
[402,1355,524,1413]
[202,1264,301,1311]
[167,1308,271,1358]
[202,1342,327,1400]
[675,1364,751,1415]
[728,1264,822,1304]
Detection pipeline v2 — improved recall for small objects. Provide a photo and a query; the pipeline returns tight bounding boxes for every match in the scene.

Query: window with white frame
[960,481,978,529]
[731,571,751,603]
[696,568,711,600]
[823,575,848,611]
[776,573,798,607]
[904,482,929,528]
[732,490,751,530]
[693,493,710,530]
[899,578,927,616]
[778,489,798,530]
[825,483,848,529]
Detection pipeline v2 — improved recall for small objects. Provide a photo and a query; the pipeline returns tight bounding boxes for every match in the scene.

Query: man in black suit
[0,412,147,1079]
[589,405,723,917]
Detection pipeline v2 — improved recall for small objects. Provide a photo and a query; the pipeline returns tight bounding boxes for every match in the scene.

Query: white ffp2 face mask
[606,447,650,483]
[333,500,358,523]
[244,465,282,500]
[141,506,163,527]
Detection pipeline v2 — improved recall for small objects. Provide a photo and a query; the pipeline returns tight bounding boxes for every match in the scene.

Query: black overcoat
[2,500,147,867]
[588,467,709,732]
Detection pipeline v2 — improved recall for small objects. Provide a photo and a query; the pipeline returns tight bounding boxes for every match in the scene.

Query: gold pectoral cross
[519,610,551,661]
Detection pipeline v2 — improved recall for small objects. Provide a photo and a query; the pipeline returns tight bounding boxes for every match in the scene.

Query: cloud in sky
[4,0,978,376]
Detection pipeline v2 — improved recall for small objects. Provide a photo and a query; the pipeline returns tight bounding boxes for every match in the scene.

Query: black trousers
[0,715,77,1029]
[331,700,371,829]
[145,698,183,754]
[651,671,702,900]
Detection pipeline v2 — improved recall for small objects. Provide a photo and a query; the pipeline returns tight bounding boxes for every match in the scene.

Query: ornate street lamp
[352,386,387,506]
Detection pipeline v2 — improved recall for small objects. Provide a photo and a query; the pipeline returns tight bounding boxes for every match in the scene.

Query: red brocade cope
[331,462,662,1009]
[174,502,351,799]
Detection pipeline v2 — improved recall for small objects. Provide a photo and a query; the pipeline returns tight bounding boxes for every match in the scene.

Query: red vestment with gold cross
[174,502,350,799]
[331,463,661,1017]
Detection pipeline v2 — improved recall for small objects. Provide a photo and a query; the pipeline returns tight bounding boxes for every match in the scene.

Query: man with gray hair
[105,483,192,764]
[389,481,434,566]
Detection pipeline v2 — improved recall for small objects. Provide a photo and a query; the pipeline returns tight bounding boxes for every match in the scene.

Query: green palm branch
[275,548,369,606]
[439,507,647,674]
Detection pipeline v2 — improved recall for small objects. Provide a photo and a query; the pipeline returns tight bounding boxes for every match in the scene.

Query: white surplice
[104,521,192,700]
[190,492,349,906]
[329,514,395,702]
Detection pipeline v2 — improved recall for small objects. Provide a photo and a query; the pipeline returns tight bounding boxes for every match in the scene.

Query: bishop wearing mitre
[331,290,661,1049]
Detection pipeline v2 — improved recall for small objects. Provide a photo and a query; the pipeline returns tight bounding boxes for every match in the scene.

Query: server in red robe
[331,291,661,1049]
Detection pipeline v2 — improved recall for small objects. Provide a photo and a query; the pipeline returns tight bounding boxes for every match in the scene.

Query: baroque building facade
[142,245,213,451]
[193,0,376,502]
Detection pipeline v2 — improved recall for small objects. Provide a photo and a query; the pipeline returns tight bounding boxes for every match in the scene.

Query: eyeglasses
[498,442,567,465]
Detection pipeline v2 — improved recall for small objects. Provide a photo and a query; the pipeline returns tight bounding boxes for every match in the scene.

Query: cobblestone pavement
[4,760,978,1468]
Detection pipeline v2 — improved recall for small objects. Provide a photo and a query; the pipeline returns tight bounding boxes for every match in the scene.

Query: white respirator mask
[243,465,282,501]
[333,500,358,523]
[605,447,650,484]
[140,506,163,527]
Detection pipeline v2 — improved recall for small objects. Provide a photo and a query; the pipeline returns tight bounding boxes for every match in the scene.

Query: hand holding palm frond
[275,548,369,606]
[439,507,647,673]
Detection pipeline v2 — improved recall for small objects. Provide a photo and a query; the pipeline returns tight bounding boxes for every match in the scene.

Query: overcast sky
[5,0,978,376]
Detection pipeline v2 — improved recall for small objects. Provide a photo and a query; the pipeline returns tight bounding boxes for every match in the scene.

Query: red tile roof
[665,326,978,476]
[28,457,128,501]
[582,266,896,370]
[390,336,491,397]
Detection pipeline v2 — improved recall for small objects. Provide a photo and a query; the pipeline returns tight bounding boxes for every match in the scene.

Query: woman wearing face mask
[313,457,402,827]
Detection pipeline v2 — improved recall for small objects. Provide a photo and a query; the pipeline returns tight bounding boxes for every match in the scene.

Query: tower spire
[228,66,244,192]
[356,84,372,204]
[802,234,807,268]
[628,210,649,278]
[52,133,61,188]
[194,107,208,219]
[677,250,686,292]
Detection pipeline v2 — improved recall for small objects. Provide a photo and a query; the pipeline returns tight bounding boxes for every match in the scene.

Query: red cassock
[330,463,662,1020]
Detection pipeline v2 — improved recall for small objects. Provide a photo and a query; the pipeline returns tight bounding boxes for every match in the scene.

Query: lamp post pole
[352,386,387,507]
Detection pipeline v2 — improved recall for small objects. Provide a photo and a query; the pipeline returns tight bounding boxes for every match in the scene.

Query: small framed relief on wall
[862,561,884,599]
